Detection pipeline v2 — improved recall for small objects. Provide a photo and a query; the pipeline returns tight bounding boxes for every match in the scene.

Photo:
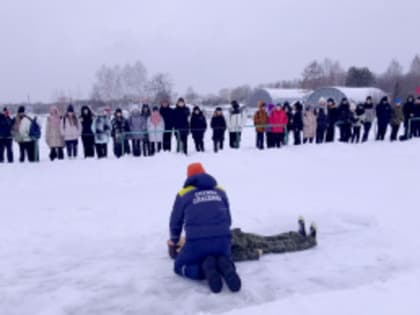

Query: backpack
[29,117,41,140]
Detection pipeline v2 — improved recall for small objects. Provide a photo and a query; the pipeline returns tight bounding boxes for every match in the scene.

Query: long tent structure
[247,88,312,107]
[307,87,387,106]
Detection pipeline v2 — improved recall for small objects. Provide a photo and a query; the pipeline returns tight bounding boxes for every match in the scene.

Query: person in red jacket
[268,104,288,148]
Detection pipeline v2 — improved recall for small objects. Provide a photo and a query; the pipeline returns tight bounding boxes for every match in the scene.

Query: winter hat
[231,100,240,109]
[366,96,372,101]
[318,97,326,104]
[394,98,402,104]
[215,107,223,112]
[67,104,74,113]
[187,163,205,178]
[327,98,335,104]
[152,106,159,112]
[18,106,25,114]
[115,108,123,114]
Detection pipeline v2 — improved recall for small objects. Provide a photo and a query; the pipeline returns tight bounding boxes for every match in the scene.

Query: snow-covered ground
[1,127,420,315]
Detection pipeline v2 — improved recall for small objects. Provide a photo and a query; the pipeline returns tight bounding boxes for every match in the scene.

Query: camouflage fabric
[231,228,317,262]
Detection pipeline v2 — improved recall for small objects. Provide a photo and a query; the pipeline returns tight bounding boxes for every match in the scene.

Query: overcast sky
[1,0,419,103]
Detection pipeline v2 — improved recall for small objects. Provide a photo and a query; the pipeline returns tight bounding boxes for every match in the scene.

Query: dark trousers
[213,139,224,153]
[163,132,172,151]
[19,141,35,162]
[303,137,314,144]
[174,237,231,280]
[49,147,64,161]
[325,125,335,142]
[149,142,162,156]
[95,143,108,159]
[390,124,400,141]
[266,132,274,148]
[412,120,420,137]
[113,138,129,158]
[0,138,13,163]
[272,133,283,148]
[352,126,361,143]
[339,124,352,142]
[176,133,188,155]
[376,123,388,141]
[65,140,78,158]
[132,139,150,157]
[316,127,326,144]
[193,137,205,152]
[293,130,302,145]
[81,135,95,158]
[362,122,372,142]
[229,132,241,149]
[256,132,265,150]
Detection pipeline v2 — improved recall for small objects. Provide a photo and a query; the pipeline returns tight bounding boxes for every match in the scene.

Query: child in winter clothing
[168,163,241,294]
[228,101,244,149]
[326,98,338,143]
[337,98,353,143]
[316,107,328,144]
[362,96,375,142]
[390,99,404,141]
[147,106,164,155]
[80,106,95,158]
[283,102,293,145]
[268,104,288,148]
[376,96,392,141]
[352,104,365,143]
[413,97,420,137]
[266,104,275,148]
[61,105,81,158]
[0,107,14,163]
[190,106,207,152]
[160,100,174,152]
[211,107,227,153]
[128,105,150,157]
[92,109,111,159]
[253,101,268,150]
[12,106,37,162]
[173,98,190,155]
[292,102,303,145]
[45,106,64,161]
[111,108,130,158]
[303,106,317,144]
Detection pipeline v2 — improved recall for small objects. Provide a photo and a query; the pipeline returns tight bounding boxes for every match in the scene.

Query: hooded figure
[168,163,241,294]
[228,101,244,149]
[0,107,14,163]
[92,108,111,158]
[303,106,317,143]
[46,106,65,161]
[402,96,415,139]
[210,107,227,153]
[147,106,165,155]
[253,101,268,150]
[190,106,207,152]
[80,105,95,158]
[375,96,392,141]
[173,98,190,155]
[283,102,293,145]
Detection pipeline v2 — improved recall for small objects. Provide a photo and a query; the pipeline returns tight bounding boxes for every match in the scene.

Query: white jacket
[228,112,245,132]
[60,117,81,141]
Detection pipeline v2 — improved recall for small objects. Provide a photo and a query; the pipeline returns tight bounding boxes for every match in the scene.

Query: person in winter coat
[128,104,150,157]
[412,96,420,137]
[173,98,190,155]
[315,107,328,144]
[351,104,365,143]
[45,106,65,161]
[147,106,165,155]
[303,106,317,144]
[211,107,227,153]
[92,109,111,159]
[253,101,268,150]
[337,98,353,143]
[170,218,317,263]
[283,102,293,145]
[80,106,95,158]
[268,104,288,148]
[111,108,130,158]
[292,102,303,145]
[376,96,392,141]
[390,99,404,141]
[61,105,81,158]
[160,100,174,151]
[0,107,14,163]
[12,106,36,162]
[402,96,415,139]
[265,103,275,148]
[168,163,241,294]
[325,98,338,142]
[190,106,207,152]
[362,96,376,142]
[228,100,245,149]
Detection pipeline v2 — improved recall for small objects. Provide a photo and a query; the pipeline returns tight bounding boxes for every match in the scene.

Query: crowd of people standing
[1,95,420,163]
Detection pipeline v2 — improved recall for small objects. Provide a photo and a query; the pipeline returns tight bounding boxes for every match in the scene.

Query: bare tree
[301,61,325,89]
[230,85,251,103]
[146,73,173,105]
[185,86,199,104]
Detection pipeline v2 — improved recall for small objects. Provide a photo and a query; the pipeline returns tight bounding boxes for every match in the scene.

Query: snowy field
[1,127,420,315]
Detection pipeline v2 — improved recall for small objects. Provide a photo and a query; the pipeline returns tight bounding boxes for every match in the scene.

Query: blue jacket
[0,114,14,138]
[170,174,231,243]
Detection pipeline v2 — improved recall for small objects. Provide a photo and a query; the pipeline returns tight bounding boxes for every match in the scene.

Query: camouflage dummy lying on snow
[168,217,317,262]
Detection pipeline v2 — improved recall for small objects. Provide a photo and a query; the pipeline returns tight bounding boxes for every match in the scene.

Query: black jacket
[327,107,339,126]
[211,115,227,141]
[292,111,303,131]
[160,106,174,129]
[0,113,13,138]
[190,112,207,139]
[376,100,392,124]
[111,117,130,139]
[173,106,190,135]
[337,103,353,125]
[316,109,328,130]
[80,106,94,136]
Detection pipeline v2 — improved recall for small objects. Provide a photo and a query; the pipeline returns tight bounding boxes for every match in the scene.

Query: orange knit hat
[187,163,206,178]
